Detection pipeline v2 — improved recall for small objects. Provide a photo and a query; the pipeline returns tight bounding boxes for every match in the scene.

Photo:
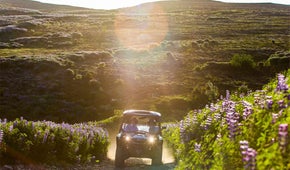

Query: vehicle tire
[115,147,125,167]
[152,145,162,165]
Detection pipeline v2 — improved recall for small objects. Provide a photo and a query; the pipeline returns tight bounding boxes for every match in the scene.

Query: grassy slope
[0,0,289,122]
[163,69,290,169]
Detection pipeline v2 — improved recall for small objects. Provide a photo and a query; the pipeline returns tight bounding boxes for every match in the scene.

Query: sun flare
[114,4,168,48]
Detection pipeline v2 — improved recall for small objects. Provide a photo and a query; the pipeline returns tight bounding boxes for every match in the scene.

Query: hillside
[163,69,290,169]
[0,0,289,122]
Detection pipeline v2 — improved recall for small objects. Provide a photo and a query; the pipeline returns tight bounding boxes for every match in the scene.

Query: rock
[10,42,23,48]
[71,32,83,39]
[11,36,49,47]
[0,25,27,33]
[17,19,45,29]
[0,19,13,27]
[0,42,10,48]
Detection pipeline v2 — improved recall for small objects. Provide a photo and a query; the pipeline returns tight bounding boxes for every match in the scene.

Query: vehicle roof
[123,110,161,117]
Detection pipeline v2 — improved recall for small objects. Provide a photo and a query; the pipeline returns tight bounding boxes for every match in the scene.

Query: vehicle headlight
[125,135,131,142]
[148,136,156,144]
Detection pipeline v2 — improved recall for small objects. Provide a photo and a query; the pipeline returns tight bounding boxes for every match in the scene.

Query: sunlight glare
[114,4,168,49]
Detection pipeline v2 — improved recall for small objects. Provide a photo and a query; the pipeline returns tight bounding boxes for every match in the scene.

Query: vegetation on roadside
[163,69,290,169]
[0,0,289,122]
[0,118,109,165]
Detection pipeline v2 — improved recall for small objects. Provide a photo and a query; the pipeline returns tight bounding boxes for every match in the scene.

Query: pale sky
[33,0,290,10]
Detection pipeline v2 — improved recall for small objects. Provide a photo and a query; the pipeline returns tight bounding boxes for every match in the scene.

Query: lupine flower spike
[278,124,288,153]
[240,140,257,170]
[0,130,3,144]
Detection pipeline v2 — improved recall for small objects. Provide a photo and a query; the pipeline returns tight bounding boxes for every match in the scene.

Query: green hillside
[0,0,289,123]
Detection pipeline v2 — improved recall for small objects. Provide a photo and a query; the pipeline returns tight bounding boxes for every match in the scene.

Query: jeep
[115,110,163,167]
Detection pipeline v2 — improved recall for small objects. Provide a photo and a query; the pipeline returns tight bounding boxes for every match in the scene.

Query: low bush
[267,52,290,71]
[0,118,109,165]
[163,69,290,169]
[153,95,191,121]
[230,54,256,69]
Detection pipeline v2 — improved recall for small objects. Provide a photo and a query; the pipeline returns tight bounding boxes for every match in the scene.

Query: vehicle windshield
[121,115,160,133]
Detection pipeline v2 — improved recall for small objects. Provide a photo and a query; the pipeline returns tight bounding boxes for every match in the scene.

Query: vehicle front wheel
[152,145,162,165]
[115,147,125,167]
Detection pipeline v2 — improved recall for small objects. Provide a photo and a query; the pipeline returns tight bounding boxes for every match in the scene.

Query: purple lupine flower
[254,91,267,109]
[240,140,249,152]
[42,131,49,143]
[204,116,212,130]
[214,112,221,121]
[254,94,260,105]
[276,73,289,92]
[225,111,240,139]
[216,133,223,145]
[278,124,288,152]
[243,107,253,119]
[194,143,201,152]
[179,120,186,143]
[242,101,253,119]
[222,97,240,139]
[210,103,217,112]
[246,148,257,170]
[240,140,257,170]
[9,125,13,132]
[277,100,286,108]
[266,96,273,109]
[226,90,230,100]
[272,113,279,124]
[0,130,3,144]
[185,114,191,125]
[13,121,18,128]
[227,119,238,138]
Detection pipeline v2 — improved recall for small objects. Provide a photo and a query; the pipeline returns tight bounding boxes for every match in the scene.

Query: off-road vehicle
[115,110,163,167]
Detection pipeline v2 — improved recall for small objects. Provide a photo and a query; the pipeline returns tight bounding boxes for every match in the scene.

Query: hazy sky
[33,0,290,9]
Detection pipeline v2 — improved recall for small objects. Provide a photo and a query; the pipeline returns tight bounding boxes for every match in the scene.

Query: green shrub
[154,95,191,120]
[0,118,109,165]
[163,69,290,169]
[230,54,256,69]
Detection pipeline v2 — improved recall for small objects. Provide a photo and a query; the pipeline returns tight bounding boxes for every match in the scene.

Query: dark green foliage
[267,52,290,71]
[153,95,191,121]
[0,55,115,123]
[230,54,256,69]
[205,81,219,102]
